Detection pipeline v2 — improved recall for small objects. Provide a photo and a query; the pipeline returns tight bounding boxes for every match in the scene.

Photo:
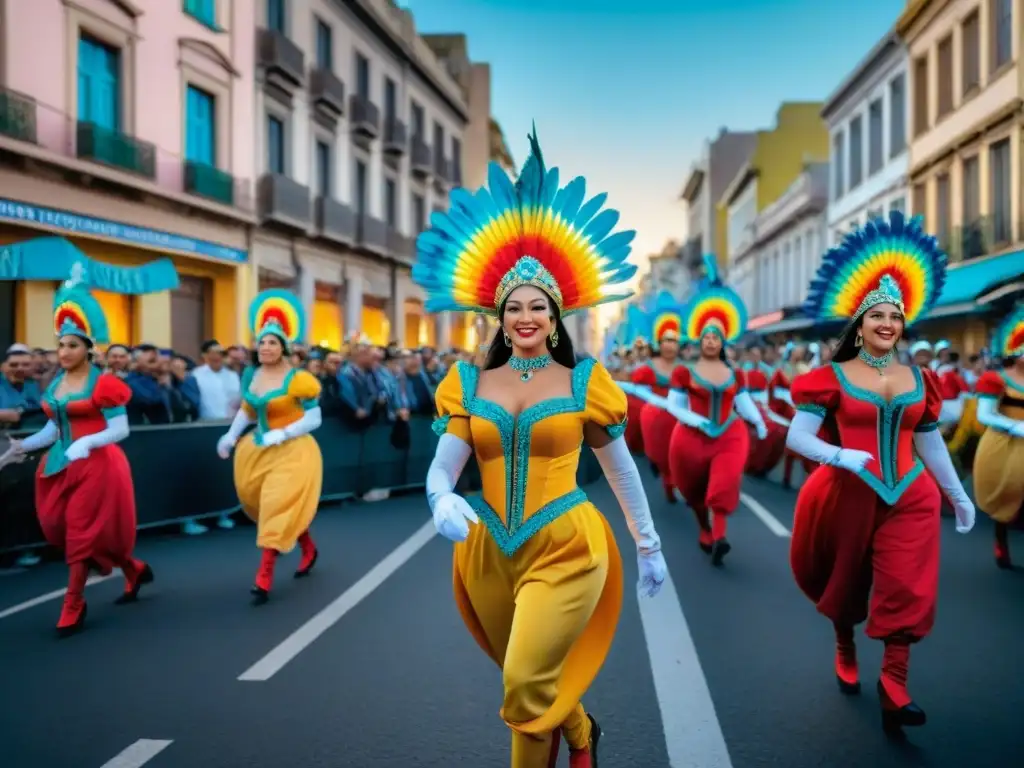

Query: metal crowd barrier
[0,415,603,553]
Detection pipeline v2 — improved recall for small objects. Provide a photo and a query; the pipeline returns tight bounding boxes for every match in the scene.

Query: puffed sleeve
[915,367,942,432]
[92,372,131,417]
[733,367,748,391]
[289,369,322,410]
[585,360,628,438]
[240,367,257,418]
[974,370,1007,399]
[790,365,840,417]
[631,363,656,386]
[433,362,473,443]
[669,364,691,392]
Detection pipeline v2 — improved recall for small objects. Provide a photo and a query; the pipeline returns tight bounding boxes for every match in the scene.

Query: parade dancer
[662,256,768,564]
[770,342,816,488]
[973,305,1024,569]
[7,267,152,636]
[416,127,667,768]
[743,347,788,477]
[216,290,323,604]
[786,211,974,739]
[621,309,649,455]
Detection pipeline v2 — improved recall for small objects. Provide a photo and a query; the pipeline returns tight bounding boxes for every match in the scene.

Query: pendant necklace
[858,347,894,375]
[509,354,552,383]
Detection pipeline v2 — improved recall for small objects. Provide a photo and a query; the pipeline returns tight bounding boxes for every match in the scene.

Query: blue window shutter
[186,86,215,165]
[77,37,120,131]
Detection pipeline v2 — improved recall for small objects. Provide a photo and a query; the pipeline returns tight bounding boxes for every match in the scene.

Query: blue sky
[408,0,905,264]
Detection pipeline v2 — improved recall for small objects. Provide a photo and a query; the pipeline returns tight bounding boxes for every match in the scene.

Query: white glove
[755,422,768,440]
[952,498,976,534]
[831,448,873,473]
[1011,422,1024,438]
[913,429,975,534]
[637,550,666,598]
[64,439,91,463]
[787,411,871,474]
[216,434,236,459]
[432,492,479,542]
[261,429,287,447]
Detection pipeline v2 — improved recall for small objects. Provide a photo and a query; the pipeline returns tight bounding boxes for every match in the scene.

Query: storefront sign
[0,237,180,294]
[0,198,247,263]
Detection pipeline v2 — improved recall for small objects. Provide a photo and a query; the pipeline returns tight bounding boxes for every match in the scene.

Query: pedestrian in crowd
[402,351,437,416]
[123,344,175,425]
[0,344,44,430]
[104,344,132,377]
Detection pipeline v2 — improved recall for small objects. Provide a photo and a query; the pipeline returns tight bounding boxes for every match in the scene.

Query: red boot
[833,623,859,694]
[115,557,154,605]
[995,523,1011,569]
[57,562,89,638]
[251,549,277,604]
[710,510,731,566]
[568,715,601,768]
[878,637,926,738]
[295,531,318,578]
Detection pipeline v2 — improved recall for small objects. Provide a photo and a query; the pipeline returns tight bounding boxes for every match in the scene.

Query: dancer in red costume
[786,211,974,739]
[661,256,767,564]
[7,266,153,636]
[743,347,788,477]
[770,343,816,488]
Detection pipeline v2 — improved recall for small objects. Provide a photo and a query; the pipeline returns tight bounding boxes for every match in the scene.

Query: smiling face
[258,334,285,365]
[57,335,89,370]
[699,330,723,359]
[860,302,905,354]
[502,285,554,354]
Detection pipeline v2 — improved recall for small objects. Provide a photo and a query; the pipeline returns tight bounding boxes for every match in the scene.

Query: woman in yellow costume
[216,290,323,603]
[415,128,668,768]
[973,305,1024,569]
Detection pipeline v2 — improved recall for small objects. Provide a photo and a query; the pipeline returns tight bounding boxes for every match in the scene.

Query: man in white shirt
[192,340,241,420]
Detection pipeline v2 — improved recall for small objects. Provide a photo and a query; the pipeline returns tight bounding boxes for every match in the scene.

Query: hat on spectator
[52,261,109,345]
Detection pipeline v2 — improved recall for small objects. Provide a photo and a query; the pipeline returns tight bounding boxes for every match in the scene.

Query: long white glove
[217,409,254,458]
[734,391,768,440]
[786,411,872,473]
[262,406,323,447]
[977,397,1024,436]
[622,382,658,405]
[426,433,478,542]
[766,410,792,428]
[772,387,794,406]
[667,389,712,430]
[938,396,964,425]
[913,430,974,533]
[15,420,58,453]
[750,389,770,406]
[64,415,129,463]
[592,436,666,598]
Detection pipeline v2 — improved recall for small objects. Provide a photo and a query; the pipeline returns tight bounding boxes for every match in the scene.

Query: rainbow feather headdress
[681,254,748,344]
[992,304,1024,359]
[647,291,683,344]
[52,262,109,345]
[803,210,946,327]
[249,289,305,350]
[412,125,637,318]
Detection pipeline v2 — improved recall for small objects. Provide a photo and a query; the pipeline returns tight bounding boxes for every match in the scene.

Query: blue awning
[935,250,1023,306]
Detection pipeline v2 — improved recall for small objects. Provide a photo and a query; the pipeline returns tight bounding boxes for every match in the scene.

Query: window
[889,74,906,156]
[992,0,1012,72]
[315,139,331,197]
[962,11,980,94]
[184,0,216,27]
[990,139,1011,242]
[912,183,926,220]
[962,155,980,224]
[868,99,883,174]
[355,52,370,99]
[185,85,215,165]
[266,115,284,174]
[384,178,397,227]
[849,116,863,189]
[935,173,950,245]
[315,18,332,70]
[411,192,425,233]
[450,136,462,182]
[384,77,396,123]
[831,131,844,199]
[433,120,445,173]
[936,36,953,117]
[913,56,928,137]
[77,35,120,131]
[353,158,367,214]
[867,208,884,223]
[889,196,905,213]
[411,101,425,138]
[267,0,285,32]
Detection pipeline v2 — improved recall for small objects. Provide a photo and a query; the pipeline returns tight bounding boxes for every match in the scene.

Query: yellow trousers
[453,502,623,767]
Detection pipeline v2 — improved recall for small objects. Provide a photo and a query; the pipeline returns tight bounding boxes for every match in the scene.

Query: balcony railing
[0,93,254,212]
[410,136,431,176]
[315,196,355,244]
[944,214,1020,263]
[184,161,234,205]
[386,228,415,266]
[309,68,345,116]
[258,173,311,228]
[256,28,304,87]
[356,213,388,253]
[384,119,407,155]
[349,94,380,137]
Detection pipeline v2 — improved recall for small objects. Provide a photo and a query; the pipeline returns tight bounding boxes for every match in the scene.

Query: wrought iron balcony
[946,214,1018,263]
[315,196,355,244]
[256,28,304,88]
[434,153,450,183]
[384,119,407,155]
[76,121,156,179]
[309,68,345,117]
[410,136,431,177]
[184,161,234,205]
[258,173,310,229]
[349,94,380,139]
[0,88,37,144]
[357,213,388,254]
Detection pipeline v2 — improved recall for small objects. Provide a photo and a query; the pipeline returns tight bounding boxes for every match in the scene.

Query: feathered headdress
[249,289,305,350]
[53,262,109,344]
[647,290,682,344]
[681,254,748,344]
[992,304,1024,359]
[803,210,946,327]
[412,124,637,317]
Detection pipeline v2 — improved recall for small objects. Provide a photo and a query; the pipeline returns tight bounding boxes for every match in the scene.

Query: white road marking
[639,568,734,768]
[238,520,437,681]
[99,739,173,768]
[740,493,791,537]
[0,572,120,621]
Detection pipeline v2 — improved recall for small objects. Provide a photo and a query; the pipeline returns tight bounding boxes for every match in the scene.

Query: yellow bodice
[241,367,322,446]
[434,358,627,555]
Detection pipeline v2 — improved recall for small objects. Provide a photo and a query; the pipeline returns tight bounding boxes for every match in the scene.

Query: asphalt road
[1,462,1022,768]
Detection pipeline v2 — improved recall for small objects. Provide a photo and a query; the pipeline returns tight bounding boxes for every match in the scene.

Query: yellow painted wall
[404,313,421,348]
[312,300,343,349]
[93,290,135,346]
[361,307,390,346]
[14,281,56,348]
[753,103,830,210]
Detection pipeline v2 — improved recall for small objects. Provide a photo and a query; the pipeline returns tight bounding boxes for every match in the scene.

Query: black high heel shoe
[877,680,926,738]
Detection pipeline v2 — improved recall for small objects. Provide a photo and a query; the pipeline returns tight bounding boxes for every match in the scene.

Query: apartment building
[898,0,1023,351]
[252,0,469,349]
[823,28,910,246]
[0,0,256,356]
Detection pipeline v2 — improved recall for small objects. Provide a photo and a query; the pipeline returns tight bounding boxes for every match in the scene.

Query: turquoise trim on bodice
[456,357,601,556]
[242,367,297,446]
[41,367,98,477]
[831,363,925,505]
[651,361,679,389]
[688,364,738,437]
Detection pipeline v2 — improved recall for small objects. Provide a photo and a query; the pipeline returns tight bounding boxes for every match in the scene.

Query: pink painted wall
[3,0,255,197]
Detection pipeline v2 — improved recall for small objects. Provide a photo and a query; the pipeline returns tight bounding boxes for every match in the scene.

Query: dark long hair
[832,316,864,363]
[483,296,577,370]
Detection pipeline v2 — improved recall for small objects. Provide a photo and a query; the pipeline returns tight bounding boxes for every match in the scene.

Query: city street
[1,469,1022,768]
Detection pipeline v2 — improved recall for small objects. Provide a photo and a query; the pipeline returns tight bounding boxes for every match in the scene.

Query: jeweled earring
[855,333,863,347]
[550,329,559,348]
[503,331,512,347]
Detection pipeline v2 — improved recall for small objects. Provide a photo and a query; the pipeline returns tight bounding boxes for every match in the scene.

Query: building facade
[823,28,910,246]
[0,0,256,357]
[897,0,1022,352]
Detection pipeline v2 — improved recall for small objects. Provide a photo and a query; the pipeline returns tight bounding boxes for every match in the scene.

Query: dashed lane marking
[99,739,173,768]
[740,492,791,537]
